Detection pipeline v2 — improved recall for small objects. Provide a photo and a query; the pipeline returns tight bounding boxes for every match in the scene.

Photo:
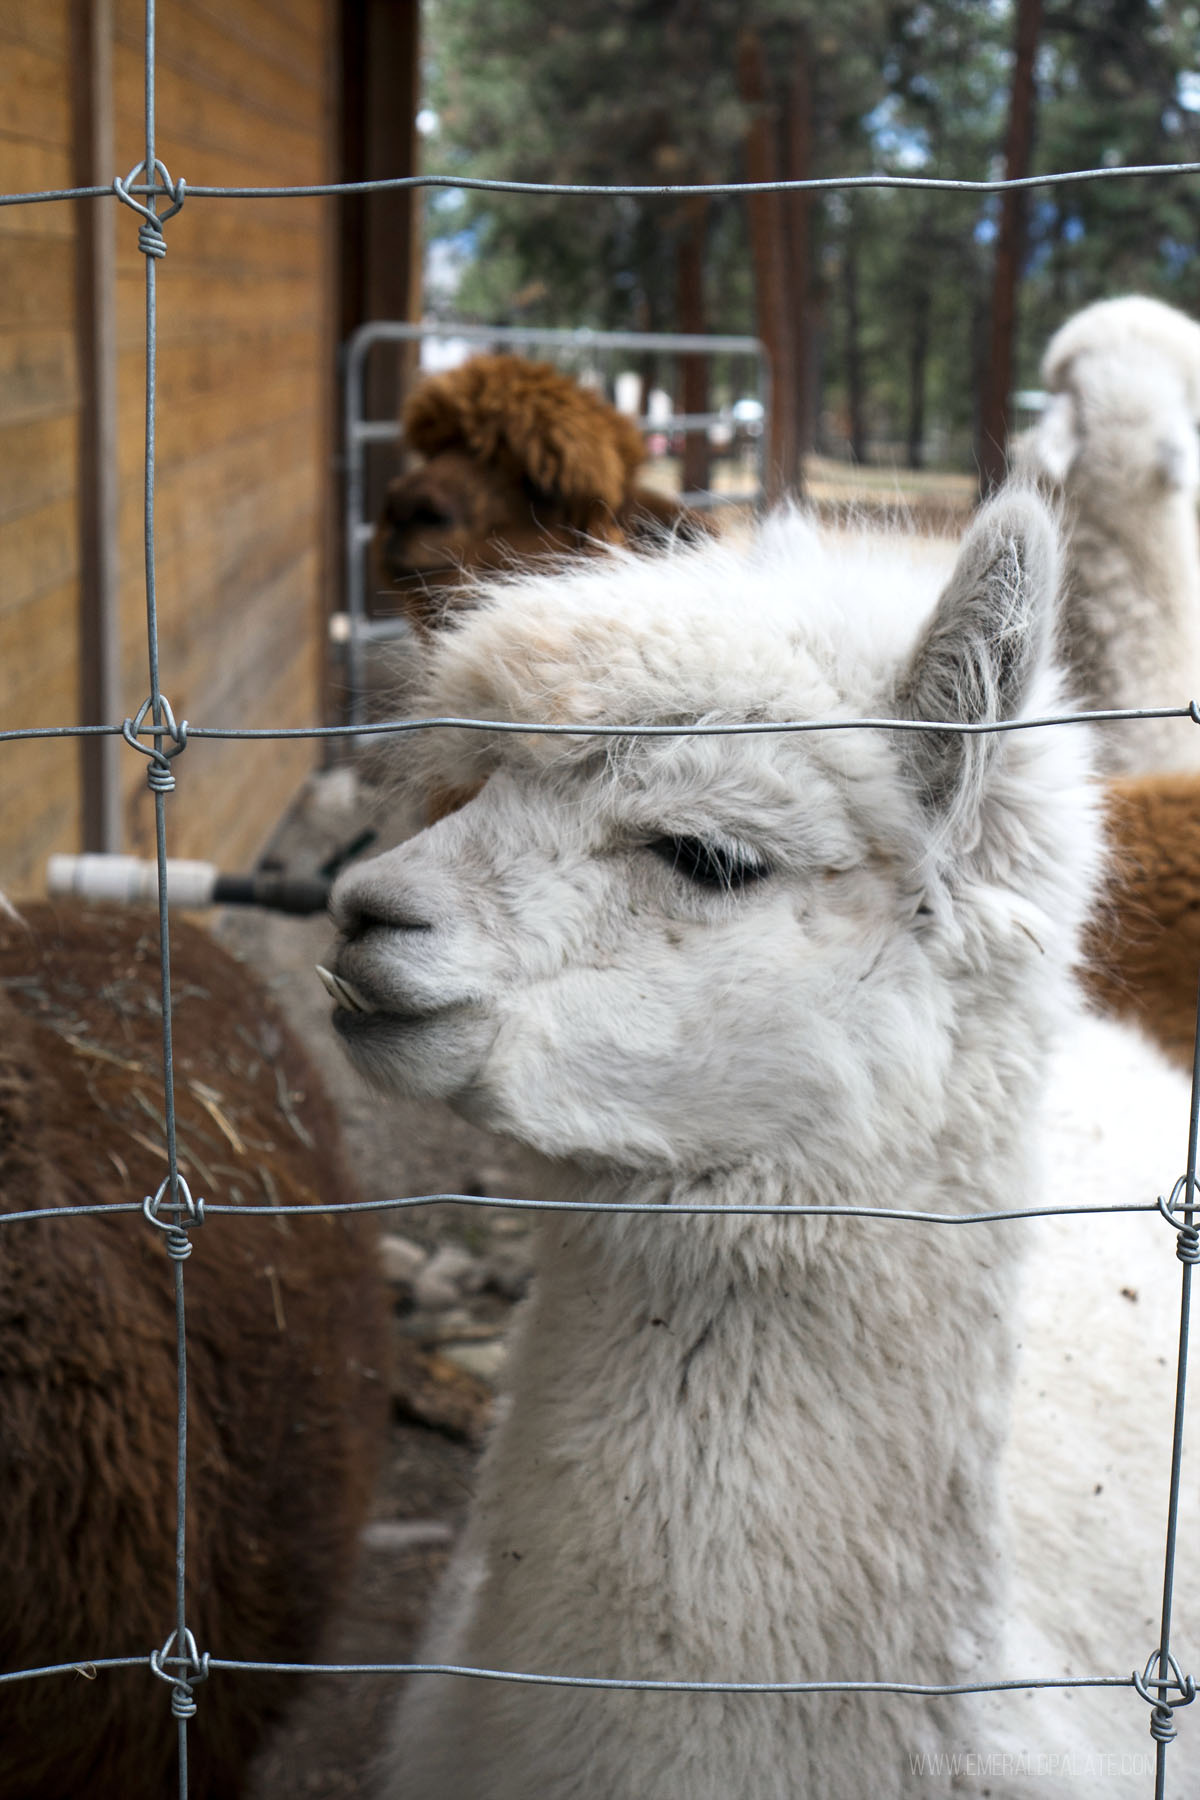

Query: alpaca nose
[330,869,435,941]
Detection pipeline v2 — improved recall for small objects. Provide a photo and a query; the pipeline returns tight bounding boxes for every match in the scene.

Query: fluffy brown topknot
[402,353,648,526]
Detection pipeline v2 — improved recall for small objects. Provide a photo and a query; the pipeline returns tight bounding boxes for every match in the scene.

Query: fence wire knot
[1189,700,1200,727]
[143,1174,205,1259]
[123,696,188,793]
[1157,1178,1200,1264]
[150,1628,209,1719]
[1134,1651,1196,1744]
[113,159,186,257]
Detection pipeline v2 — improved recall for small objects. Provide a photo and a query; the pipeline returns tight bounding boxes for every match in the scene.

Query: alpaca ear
[1031,392,1078,484]
[896,489,1060,826]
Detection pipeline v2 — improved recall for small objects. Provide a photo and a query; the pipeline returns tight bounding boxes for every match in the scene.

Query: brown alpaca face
[376,451,583,630]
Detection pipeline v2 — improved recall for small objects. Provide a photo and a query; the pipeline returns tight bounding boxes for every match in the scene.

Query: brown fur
[376,354,711,630]
[1085,774,1200,1070]
[0,903,387,1800]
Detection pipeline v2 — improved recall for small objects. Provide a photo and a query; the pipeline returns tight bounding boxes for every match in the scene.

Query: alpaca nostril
[333,886,436,941]
[388,912,433,934]
[360,903,433,936]
[381,487,454,534]
[410,502,454,530]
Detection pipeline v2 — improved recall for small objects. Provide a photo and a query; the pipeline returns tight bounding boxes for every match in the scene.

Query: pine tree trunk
[843,216,867,464]
[906,264,931,470]
[978,0,1043,494]
[676,196,712,494]
[784,35,814,489]
[737,27,800,501]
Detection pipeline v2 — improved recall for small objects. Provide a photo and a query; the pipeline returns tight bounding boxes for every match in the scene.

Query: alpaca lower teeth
[315,965,376,1015]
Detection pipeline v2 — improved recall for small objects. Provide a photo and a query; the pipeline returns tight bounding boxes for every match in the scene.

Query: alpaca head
[329,492,1098,1187]
[1024,294,1200,497]
[377,450,590,629]
[376,353,710,629]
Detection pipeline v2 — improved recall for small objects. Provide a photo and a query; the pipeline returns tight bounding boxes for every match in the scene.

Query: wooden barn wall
[0,0,336,894]
[111,0,335,867]
[0,0,82,893]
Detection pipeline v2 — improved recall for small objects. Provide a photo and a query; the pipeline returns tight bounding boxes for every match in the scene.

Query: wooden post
[332,0,421,734]
[340,0,422,517]
[317,0,342,736]
[70,0,120,851]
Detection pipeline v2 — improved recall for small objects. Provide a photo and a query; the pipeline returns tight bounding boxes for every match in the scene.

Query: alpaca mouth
[316,964,379,1016]
[382,554,461,590]
[315,965,447,1038]
[318,965,493,1095]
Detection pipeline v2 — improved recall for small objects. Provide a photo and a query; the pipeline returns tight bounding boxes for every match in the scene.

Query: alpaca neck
[1063,484,1200,773]
[474,1158,1024,1687]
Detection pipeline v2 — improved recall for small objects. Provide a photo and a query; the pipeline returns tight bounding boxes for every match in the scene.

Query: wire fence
[2,4,1199,1796]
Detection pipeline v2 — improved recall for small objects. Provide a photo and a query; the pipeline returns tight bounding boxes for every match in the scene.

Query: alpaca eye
[648,835,771,889]
[409,502,453,529]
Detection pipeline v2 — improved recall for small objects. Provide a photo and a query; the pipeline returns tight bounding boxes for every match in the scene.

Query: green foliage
[423,0,752,329]
[422,0,1200,467]
[1018,0,1200,384]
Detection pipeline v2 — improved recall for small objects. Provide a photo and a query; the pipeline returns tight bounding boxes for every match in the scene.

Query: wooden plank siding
[0,0,82,892]
[112,0,333,868]
[0,0,336,893]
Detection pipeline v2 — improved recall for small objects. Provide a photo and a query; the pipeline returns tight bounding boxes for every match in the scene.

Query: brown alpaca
[0,902,387,1800]
[376,353,710,631]
[1084,774,1200,1071]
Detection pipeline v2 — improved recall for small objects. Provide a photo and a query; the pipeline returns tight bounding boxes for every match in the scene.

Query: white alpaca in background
[1017,293,1200,773]
[323,494,1199,1798]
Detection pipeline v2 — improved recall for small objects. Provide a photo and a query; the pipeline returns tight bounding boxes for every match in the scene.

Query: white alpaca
[324,494,1200,1797]
[1017,293,1200,773]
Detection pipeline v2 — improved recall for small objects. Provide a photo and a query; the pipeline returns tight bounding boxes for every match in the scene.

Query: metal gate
[339,320,770,729]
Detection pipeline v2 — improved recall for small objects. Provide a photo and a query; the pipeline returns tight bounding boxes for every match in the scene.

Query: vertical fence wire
[1152,982,1200,1800]
[138,1,194,1789]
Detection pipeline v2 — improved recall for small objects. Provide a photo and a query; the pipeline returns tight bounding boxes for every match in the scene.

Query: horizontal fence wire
[6,159,1200,206]
[0,1195,1184,1227]
[3,700,1200,746]
[0,1655,1155,1698]
[2,28,1199,1796]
